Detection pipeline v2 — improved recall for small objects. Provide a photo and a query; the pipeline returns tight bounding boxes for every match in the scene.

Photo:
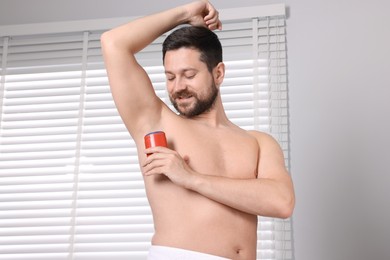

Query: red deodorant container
[144,131,168,156]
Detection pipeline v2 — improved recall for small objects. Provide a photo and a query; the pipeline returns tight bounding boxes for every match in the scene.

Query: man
[101,1,295,259]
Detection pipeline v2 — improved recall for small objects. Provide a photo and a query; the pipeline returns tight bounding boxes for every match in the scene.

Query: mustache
[172,89,196,100]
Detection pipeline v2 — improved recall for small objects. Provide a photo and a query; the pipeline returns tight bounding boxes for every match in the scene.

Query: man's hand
[142,147,194,188]
[185,1,222,30]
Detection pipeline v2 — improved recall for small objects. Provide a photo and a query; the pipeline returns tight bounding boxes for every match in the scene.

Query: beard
[170,81,219,118]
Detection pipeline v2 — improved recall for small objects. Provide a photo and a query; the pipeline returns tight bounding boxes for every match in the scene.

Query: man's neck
[181,100,230,128]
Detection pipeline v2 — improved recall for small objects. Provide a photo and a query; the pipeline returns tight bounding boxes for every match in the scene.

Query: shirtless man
[101,1,295,259]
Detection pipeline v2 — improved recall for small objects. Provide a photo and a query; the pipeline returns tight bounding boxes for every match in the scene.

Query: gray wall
[287,1,390,259]
[1,0,389,260]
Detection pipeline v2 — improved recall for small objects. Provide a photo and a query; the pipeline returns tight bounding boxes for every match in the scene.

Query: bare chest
[166,126,259,179]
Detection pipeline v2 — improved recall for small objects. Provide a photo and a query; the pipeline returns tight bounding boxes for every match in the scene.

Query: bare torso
[101,2,294,258]
[135,113,260,260]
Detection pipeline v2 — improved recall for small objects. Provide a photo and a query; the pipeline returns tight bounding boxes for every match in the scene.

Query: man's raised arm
[100,1,222,139]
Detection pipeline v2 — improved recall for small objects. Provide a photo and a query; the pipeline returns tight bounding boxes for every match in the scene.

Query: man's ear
[213,62,225,85]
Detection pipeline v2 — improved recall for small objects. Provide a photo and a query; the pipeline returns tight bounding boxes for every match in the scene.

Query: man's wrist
[185,170,205,192]
[174,3,193,26]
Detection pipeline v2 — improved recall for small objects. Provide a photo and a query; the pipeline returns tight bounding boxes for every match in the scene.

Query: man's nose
[174,77,186,91]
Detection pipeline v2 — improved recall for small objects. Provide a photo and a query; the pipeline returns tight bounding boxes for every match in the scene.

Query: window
[0,4,292,259]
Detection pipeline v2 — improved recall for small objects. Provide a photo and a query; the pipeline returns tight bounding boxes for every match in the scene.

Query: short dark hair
[162,26,223,72]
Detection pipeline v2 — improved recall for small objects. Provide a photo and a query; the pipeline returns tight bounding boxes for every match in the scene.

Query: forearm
[143,146,295,218]
[101,2,197,54]
[188,173,295,219]
[101,8,183,54]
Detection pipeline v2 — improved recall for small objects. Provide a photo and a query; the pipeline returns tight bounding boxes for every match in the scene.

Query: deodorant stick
[144,131,168,156]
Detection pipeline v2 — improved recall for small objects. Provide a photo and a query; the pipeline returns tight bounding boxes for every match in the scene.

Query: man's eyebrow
[164,68,198,74]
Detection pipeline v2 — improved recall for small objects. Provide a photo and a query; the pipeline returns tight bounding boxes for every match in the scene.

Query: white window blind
[0,5,292,260]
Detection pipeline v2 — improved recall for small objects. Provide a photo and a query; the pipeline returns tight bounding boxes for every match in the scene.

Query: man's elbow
[100,31,116,51]
[260,193,295,219]
[278,195,295,219]
[254,194,295,219]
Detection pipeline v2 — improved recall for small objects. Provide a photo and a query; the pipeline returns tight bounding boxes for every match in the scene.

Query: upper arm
[101,32,164,138]
[249,131,290,181]
[249,131,295,218]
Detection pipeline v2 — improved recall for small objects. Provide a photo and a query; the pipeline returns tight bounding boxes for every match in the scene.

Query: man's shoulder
[247,130,278,144]
[247,129,268,138]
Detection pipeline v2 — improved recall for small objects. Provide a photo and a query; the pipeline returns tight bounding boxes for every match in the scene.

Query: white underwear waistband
[147,245,231,260]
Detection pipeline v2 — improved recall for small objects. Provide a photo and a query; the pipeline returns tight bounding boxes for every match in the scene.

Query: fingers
[187,1,222,30]
[203,2,222,30]
[144,146,171,158]
[205,16,222,30]
[142,157,165,176]
[142,147,174,176]
[207,19,222,30]
[142,148,191,179]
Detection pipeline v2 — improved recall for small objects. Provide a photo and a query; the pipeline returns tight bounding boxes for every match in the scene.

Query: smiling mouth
[176,95,193,101]
[172,89,195,104]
